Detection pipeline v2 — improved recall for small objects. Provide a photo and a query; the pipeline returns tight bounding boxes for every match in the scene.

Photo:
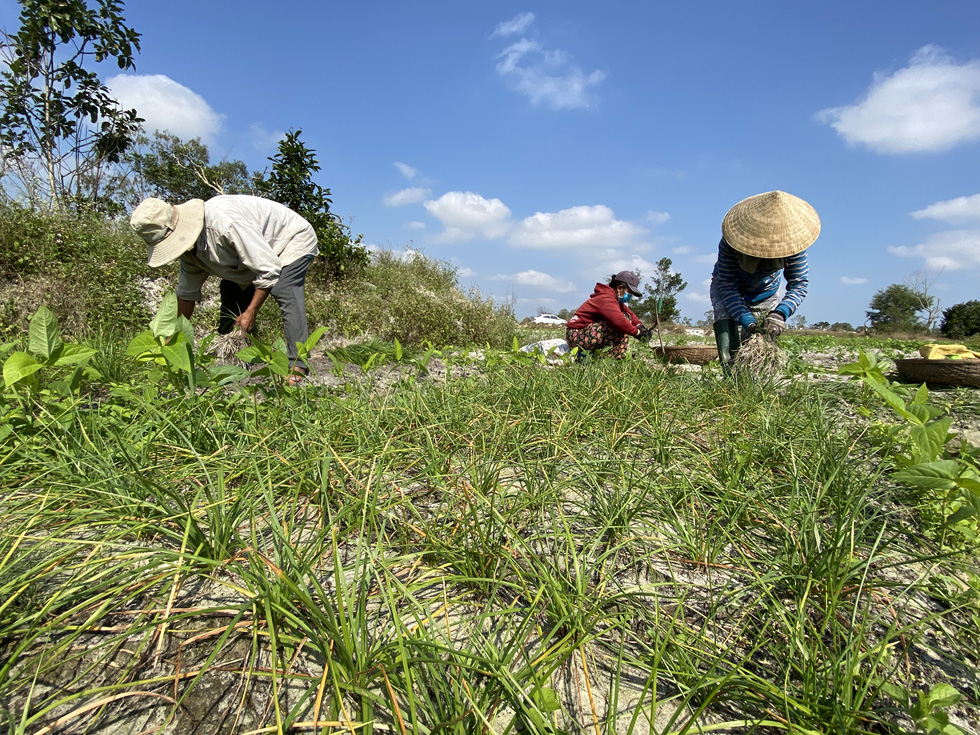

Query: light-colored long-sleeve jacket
[176,195,319,301]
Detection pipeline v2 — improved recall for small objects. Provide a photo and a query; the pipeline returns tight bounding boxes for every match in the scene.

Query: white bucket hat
[130,198,205,267]
[722,190,820,258]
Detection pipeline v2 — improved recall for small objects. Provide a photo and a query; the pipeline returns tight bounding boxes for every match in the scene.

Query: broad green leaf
[394,338,403,361]
[51,343,97,367]
[305,326,328,350]
[150,292,180,338]
[28,305,62,359]
[126,330,160,358]
[957,477,980,493]
[946,505,978,525]
[176,315,195,346]
[3,352,42,388]
[893,460,961,490]
[162,341,193,374]
[910,418,953,463]
[531,685,561,713]
[904,403,932,426]
[880,682,909,706]
[864,378,914,419]
[236,345,268,363]
[208,365,250,385]
[925,683,961,709]
[269,352,290,376]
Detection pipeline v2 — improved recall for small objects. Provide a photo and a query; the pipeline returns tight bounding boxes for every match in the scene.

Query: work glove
[740,320,757,342]
[636,325,654,341]
[763,312,786,339]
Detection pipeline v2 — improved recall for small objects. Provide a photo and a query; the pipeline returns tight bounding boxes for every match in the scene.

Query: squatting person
[130,194,319,386]
[566,270,653,360]
[710,190,820,370]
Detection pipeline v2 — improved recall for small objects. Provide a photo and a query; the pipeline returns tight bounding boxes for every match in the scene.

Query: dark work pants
[218,255,314,370]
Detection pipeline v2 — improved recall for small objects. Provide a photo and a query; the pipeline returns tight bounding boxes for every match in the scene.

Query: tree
[632,258,687,323]
[811,321,831,330]
[127,131,252,206]
[253,129,367,279]
[867,283,932,333]
[0,0,143,207]
[830,321,854,332]
[906,268,943,332]
[940,300,980,339]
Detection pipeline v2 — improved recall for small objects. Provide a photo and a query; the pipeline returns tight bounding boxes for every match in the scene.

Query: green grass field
[1,306,978,735]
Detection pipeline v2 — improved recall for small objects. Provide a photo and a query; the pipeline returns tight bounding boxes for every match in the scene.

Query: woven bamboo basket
[653,345,718,365]
[894,358,980,388]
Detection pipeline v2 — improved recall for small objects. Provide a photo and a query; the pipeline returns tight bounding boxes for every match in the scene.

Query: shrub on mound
[309,249,516,348]
[0,202,152,337]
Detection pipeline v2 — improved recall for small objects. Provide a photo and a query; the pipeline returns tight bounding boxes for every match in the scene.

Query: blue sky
[2,1,980,325]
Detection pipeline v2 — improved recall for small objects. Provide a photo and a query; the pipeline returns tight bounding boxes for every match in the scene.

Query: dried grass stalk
[209,330,249,360]
[734,333,787,378]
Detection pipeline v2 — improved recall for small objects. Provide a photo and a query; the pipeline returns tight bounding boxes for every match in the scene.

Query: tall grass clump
[310,248,516,348]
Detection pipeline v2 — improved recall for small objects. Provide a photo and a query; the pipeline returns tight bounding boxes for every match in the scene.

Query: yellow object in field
[919,344,980,360]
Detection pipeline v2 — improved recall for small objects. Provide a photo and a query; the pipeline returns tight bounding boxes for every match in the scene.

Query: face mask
[618,293,631,304]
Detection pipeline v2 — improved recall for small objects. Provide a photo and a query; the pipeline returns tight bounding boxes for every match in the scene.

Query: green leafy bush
[940,300,980,340]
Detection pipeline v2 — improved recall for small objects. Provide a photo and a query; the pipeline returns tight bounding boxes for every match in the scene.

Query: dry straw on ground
[208,330,249,360]
[734,333,787,379]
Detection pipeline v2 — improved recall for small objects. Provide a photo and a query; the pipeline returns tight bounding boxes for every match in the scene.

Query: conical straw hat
[721,190,820,258]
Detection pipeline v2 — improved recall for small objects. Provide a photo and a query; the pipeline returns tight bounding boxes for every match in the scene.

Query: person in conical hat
[709,190,820,369]
[130,195,319,386]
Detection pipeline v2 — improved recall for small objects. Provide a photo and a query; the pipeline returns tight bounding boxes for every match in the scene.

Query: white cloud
[106,74,223,145]
[816,46,980,154]
[889,230,980,270]
[600,256,658,280]
[840,276,869,285]
[646,210,671,226]
[694,253,717,264]
[910,193,980,224]
[423,191,512,243]
[384,187,432,207]
[516,296,559,311]
[491,269,576,292]
[456,266,476,278]
[492,17,605,110]
[684,279,712,305]
[491,12,535,39]
[394,161,418,179]
[405,221,426,230]
[671,245,691,255]
[248,123,285,153]
[509,205,645,249]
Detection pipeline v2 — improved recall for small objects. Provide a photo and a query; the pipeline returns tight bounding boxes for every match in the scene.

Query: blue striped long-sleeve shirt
[711,238,809,328]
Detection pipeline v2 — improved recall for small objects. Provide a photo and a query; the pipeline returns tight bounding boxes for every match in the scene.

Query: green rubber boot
[713,319,741,374]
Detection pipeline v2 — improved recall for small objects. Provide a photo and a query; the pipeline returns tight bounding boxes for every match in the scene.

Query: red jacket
[566,283,641,336]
